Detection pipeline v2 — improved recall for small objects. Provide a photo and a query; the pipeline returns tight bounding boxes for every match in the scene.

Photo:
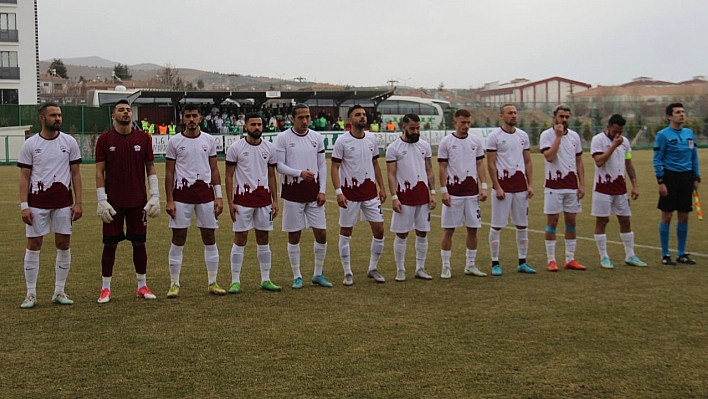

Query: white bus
[379,95,451,130]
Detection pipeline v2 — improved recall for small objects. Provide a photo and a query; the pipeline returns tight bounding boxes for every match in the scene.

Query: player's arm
[542,133,562,162]
[209,156,223,217]
[373,157,386,203]
[225,162,237,222]
[523,149,533,191]
[70,163,83,221]
[476,156,488,201]
[268,164,279,218]
[96,161,106,189]
[164,159,176,218]
[425,156,436,210]
[19,166,33,225]
[692,141,701,190]
[275,147,310,180]
[331,159,346,208]
[626,158,639,200]
[386,160,401,213]
[576,153,585,199]
[486,151,504,200]
[438,159,451,207]
[316,149,327,206]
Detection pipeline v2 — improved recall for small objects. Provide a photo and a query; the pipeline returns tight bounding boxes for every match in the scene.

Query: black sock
[492,260,500,266]
[519,258,526,265]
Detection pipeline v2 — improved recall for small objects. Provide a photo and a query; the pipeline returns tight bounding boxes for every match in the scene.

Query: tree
[113,63,132,80]
[157,63,185,90]
[437,82,445,92]
[48,58,68,79]
[196,79,205,90]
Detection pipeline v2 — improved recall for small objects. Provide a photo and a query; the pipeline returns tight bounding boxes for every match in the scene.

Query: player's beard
[404,131,420,143]
[247,130,262,140]
[45,121,61,132]
[355,120,366,130]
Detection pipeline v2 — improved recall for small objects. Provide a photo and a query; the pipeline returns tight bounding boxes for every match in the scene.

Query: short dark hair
[39,102,59,115]
[291,103,309,117]
[182,103,199,114]
[244,112,261,123]
[348,104,364,117]
[666,102,683,116]
[455,108,471,118]
[607,114,626,127]
[402,113,420,124]
[500,104,516,113]
[552,104,571,116]
[112,99,130,112]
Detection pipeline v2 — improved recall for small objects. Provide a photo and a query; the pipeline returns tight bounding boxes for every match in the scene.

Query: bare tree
[157,63,185,90]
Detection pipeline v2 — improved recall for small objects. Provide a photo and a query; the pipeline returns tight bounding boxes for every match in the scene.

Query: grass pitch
[0,149,707,398]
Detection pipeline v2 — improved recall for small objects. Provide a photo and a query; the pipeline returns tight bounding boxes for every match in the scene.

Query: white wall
[0,0,37,104]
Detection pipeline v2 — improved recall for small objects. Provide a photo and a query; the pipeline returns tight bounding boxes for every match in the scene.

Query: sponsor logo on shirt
[134,145,141,151]
[243,151,250,157]
[109,146,116,152]
[34,149,42,154]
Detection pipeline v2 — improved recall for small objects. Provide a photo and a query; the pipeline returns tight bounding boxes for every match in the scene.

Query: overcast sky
[37,0,708,88]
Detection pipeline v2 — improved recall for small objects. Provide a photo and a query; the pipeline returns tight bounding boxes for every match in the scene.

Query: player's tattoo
[145,161,154,168]
[425,158,435,189]
[627,164,637,181]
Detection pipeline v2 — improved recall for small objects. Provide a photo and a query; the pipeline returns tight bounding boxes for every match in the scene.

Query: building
[571,76,708,105]
[476,76,591,109]
[0,0,38,104]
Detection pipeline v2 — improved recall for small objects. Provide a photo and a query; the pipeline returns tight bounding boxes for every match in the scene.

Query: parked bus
[378,95,451,130]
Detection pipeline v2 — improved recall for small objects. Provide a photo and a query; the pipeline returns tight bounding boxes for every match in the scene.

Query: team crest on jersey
[134,145,141,151]
[202,145,208,152]
[60,145,67,153]
[368,143,374,152]
[109,146,116,152]
[520,139,525,146]
[311,140,317,148]
[261,151,268,159]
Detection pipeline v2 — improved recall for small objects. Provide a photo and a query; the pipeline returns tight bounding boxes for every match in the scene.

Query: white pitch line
[326,199,708,258]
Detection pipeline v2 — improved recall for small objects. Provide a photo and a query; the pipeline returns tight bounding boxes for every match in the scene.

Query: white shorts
[441,196,481,229]
[339,198,384,227]
[491,192,528,228]
[390,204,430,233]
[169,201,219,229]
[591,192,631,217]
[282,199,326,232]
[26,206,72,237]
[233,204,274,232]
[544,190,582,215]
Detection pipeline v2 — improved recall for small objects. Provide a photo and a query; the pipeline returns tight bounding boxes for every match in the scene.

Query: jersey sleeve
[574,132,583,155]
[68,135,82,164]
[623,137,632,159]
[165,137,177,160]
[475,137,485,159]
[437,138,448,162]
[539,130,552,152]
[267,143,277,166]
[225,142,237,165]
[331,138,344,162]
[209,136,217,157]
[424,142,432,158]
[486,133,497,151]
[653,132,666,178]
[145,134,155,162]
[17,138,33,168]
[317,134,325,154]
[385,142,398,163]
[522,131,530,151]
[590,135,603,156]
[95,134,106,163]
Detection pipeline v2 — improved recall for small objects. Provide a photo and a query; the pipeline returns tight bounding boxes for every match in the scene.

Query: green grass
[1,150,707,398]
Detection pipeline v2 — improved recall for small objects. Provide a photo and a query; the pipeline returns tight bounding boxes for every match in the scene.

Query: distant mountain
[128,63,162,71]
[40,56,120,69]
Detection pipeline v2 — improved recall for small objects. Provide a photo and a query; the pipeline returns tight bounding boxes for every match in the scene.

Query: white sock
[369,237,384,271]
[394,236,407,271]
[136,273,146,289]
[441,250,451,268]
[545,240,556,262]
[338,235,352,275]
[204,244,219,285]
[102,276,112,290]
[168,243,184,286]
[313,242,327,276]
[489,229,501,261]
[24,249,40,296]
[565,239,577,263]
[466,248,477,269]
[620,232,635,258]
[516,228,528,260]
[415,236,428,271]
[594,234,608,258]
[55,249,71,294]
[287,243,301,279]
[230,244,245,283]
[257,244,271,282]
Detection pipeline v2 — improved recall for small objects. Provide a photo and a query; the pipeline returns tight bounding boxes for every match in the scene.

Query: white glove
[96,188,116,223]
[144,197,160,218]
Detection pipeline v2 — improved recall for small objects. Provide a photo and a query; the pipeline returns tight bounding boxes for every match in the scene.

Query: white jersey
[226,138,276,207]
[438,133,484,197]
[166,132,217,204]
[539,128,582,191]
[331,131,379,202]
[385,138,431,206]
[274,128,325,203]
[591,132,630,195]
[485,127,529,193]
[17,132,81,209]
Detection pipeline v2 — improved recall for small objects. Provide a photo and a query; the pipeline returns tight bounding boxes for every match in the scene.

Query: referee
[653,103,701,265]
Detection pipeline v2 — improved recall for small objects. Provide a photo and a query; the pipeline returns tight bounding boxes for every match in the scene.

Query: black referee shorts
[657,170,694,213]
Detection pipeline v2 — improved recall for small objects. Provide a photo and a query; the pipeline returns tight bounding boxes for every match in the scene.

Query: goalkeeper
[95,100,161,304]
